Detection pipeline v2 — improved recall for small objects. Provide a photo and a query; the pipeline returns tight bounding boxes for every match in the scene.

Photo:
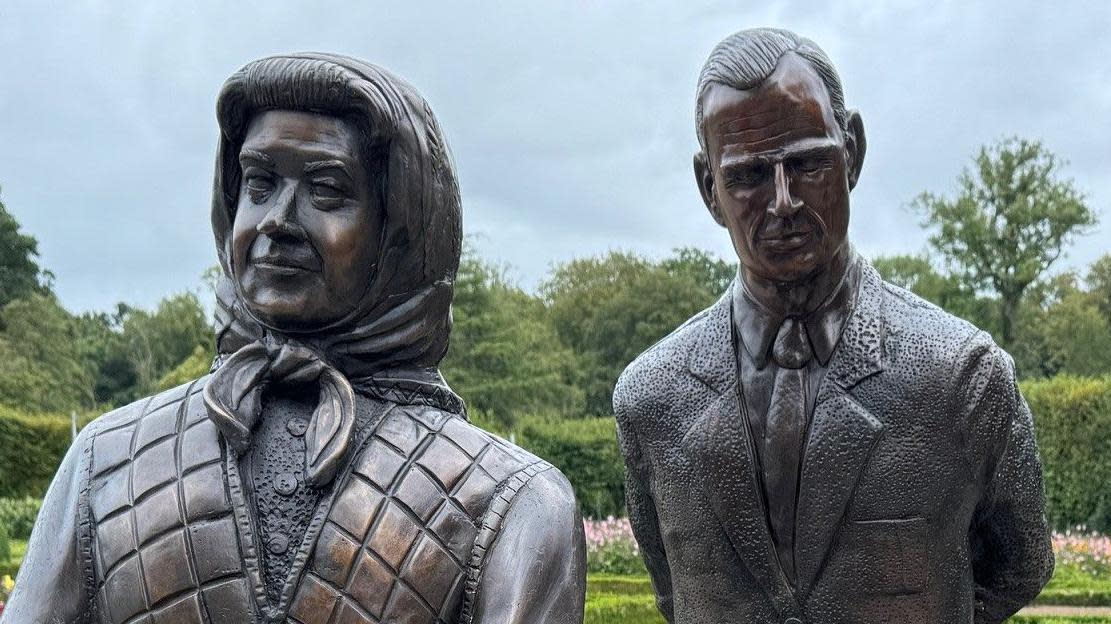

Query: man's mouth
[759,229,813,252]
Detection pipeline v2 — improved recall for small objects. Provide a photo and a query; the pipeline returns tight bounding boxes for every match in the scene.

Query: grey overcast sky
[1,1,1108,313]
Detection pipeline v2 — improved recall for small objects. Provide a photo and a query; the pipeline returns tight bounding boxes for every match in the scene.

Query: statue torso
[84,377,544,624]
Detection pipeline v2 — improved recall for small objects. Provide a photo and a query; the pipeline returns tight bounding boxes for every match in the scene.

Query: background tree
[0,190,46,312]
[541,250,726,414]
[913,137,1096,346]
[872,254,993,331]
[442,248,585,429]
[0,293,93,412]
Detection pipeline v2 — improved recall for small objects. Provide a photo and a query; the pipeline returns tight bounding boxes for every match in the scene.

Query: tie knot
[772,318,812,369]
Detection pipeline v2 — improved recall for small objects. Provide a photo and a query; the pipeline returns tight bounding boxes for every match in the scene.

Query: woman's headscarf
[203,53,463,487]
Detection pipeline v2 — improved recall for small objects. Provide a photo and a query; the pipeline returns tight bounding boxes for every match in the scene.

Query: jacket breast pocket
[837,517,929,595]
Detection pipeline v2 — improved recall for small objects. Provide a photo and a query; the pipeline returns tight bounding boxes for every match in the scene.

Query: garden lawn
[583,575,1111,624]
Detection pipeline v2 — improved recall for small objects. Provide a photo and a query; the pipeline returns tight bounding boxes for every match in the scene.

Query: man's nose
[256,184,305,239]
[769,162,804,218]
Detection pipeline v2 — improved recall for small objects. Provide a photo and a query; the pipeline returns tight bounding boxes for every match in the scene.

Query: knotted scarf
[202,53,463,488]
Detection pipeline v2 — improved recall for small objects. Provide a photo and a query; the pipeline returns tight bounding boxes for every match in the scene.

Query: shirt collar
[733,254,862,369]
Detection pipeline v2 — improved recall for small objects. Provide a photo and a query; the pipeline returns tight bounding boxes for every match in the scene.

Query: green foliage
[517,416,626,518]
[542,250,724,414]
[914,137,1097,345]
[0,525,9,566]
[1023,376,1111,532]
[0,408,82,498]
[0,497,42,541]
[0,189,45,309]
[443,249,585,429]
[77,292,213,406]
[588,541,647,576]
[155,344,214,392]
[0,293,93,412]
[872,253,996,333]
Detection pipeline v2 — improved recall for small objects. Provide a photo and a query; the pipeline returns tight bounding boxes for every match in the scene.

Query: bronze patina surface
[5,53,586,624]
[614,28,1054,624]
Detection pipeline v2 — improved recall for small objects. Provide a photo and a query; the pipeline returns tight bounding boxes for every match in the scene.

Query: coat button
[287,418,308,437]
[275,472,298,496]
[268,533,289,555]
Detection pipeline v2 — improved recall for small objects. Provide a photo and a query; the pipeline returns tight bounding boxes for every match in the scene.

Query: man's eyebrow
[239,149,274,166]
[719,140,840,167]
[304,159,353,176]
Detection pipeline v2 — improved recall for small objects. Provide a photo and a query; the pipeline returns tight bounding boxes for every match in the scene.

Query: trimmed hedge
[0,375,1108,530]
[0,408,88,498]
[1023,376,1111,532]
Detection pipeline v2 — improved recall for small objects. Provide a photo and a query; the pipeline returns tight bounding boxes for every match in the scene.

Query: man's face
[695,53,864,284]
[231,109,381,330]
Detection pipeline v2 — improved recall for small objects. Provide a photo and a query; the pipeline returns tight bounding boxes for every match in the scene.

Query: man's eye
[726,165,769,188]
[792,157,829,176]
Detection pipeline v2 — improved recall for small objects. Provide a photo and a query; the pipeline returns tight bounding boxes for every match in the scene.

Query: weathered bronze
[5,53,586,624]
[614,28,1054,624]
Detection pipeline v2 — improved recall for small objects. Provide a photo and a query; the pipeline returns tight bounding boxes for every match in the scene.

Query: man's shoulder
[874,276,1008,378]
[614,301,716,418]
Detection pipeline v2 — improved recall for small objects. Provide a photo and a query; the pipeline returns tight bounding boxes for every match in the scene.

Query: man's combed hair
[695,28,848,147]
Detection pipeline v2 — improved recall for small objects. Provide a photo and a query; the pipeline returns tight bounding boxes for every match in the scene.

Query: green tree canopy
[541,250,729,414]
[0,189,46,309]
[913,138,1097,346]
[0,293,93,412]
[442,250,585,429]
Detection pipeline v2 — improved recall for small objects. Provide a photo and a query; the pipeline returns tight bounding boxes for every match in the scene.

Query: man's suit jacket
[613,263,1054,624]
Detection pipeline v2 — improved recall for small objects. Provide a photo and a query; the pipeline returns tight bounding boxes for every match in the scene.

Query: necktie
[764,317,812,586]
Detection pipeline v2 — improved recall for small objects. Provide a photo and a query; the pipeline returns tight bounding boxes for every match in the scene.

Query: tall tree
[0,188,46,309]
[872,254,994,333]
[913,138,1097,345]
[542,250,725,414]
[0,293,93,411]
[442,250,585,429]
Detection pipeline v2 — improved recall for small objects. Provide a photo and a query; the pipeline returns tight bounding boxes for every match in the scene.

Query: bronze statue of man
[614,28,1054,624]
[6,53,585,624]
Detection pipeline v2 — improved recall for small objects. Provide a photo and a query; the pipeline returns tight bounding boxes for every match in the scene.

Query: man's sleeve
[614,396,674,623]
[2,425,95,624]
[964,342,1055,624]
[468,468,586,624]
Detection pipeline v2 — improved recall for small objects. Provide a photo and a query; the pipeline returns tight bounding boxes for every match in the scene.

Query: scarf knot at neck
[204,334,356,488]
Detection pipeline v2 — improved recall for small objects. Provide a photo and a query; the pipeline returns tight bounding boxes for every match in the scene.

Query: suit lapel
[795,265,887,596]
[683,288,798,614]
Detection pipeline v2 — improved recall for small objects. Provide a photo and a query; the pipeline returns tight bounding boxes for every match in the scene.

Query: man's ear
[844,110,867,190]
[694,151,725,227]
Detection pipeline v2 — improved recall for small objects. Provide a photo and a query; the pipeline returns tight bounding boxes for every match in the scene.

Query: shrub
[0,497,42,540]
[1023,375,1111,532]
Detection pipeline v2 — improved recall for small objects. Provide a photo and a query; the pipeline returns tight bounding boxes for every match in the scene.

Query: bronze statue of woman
[4,53,586,624]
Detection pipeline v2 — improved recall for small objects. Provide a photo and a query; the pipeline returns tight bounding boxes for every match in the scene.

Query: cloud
[1,0,1107,310]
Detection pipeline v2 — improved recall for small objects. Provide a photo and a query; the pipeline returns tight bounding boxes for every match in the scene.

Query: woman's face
[231,109,382,331]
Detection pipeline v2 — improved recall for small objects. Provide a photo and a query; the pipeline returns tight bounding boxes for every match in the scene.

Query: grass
[3,539,1109,622]
[583,574,1111,624]
[1035,560,1111,607]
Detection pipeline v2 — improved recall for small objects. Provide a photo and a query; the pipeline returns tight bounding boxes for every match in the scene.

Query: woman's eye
[310,181,347,207]
[245,175,274,202]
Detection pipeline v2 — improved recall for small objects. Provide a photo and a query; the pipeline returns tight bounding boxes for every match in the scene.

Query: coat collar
[733,257,862,369]
[682,261,888,602]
